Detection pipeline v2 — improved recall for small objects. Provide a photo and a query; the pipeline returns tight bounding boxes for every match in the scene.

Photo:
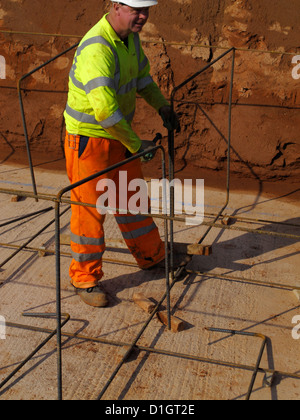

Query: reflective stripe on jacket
[64,14,169,153]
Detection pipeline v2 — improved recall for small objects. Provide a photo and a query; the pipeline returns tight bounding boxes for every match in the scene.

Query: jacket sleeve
[78,42,142,153]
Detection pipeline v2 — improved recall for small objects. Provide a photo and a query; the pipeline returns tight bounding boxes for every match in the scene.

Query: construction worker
[64,0,180,307]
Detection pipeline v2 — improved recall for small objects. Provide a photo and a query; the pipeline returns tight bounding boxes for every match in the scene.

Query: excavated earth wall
[0,0,299,186]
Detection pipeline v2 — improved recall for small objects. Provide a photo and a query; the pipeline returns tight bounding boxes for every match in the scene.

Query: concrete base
[0,163,300,400]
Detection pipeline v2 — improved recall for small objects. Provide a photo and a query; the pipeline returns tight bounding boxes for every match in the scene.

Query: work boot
[75,285,108,307]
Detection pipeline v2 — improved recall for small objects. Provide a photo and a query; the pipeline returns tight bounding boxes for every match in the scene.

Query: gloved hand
[139,140,157,162]
[125,140,158,162]
[159,105,181,133]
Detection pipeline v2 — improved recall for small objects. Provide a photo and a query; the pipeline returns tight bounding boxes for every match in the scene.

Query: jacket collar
[100,13,133,45]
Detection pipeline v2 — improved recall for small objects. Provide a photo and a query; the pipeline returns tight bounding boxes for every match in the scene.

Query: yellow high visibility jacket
[64,14,170,153]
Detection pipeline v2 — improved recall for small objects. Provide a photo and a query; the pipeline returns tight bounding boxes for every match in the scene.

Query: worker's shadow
[189,217,300,275]
[100,217,300,305]
[100,217,300,400]
[100,260,169,307]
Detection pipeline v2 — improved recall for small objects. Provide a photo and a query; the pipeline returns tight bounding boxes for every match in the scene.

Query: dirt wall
[0,0,299,185]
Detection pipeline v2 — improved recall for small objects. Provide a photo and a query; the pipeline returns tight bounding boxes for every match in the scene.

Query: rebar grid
[1,168,300,400]
[2,316,272,401]
[0,46,299,401]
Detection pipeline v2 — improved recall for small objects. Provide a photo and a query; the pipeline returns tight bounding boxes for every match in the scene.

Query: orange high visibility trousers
[64,133,165,289]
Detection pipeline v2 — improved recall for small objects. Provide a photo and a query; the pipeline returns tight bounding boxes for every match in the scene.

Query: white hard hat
[112,0,158,7]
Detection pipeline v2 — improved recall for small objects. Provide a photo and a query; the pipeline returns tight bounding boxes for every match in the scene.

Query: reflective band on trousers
[71,233,105,262]
[71,250,105,263]
[120,221,157,240]
[71,233,105,246]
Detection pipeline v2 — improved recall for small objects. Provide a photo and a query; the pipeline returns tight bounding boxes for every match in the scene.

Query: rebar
[1,240,299,292]
[207,327,267,400]
[0,313,70,392]
[5,318,300,400]
[92,48,236,399]
[168,48,235,283]
[0,206,53,229]
[0,44,297,401]
[185,269,300,292]
[1,188,299,240]
[0,206,70,269]
[2,29,299,56]
[17,42,79,200]
[54,142,169,400]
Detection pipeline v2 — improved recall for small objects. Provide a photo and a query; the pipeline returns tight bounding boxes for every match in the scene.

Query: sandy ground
[0,162,300,400]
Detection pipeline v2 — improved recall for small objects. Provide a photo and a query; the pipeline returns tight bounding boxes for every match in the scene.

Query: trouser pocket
[78,136,89,158]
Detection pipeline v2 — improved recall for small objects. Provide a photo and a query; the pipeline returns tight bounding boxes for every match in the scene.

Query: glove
[139,140,157,162]
[125,140,157,162]
[159,105,181,133]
